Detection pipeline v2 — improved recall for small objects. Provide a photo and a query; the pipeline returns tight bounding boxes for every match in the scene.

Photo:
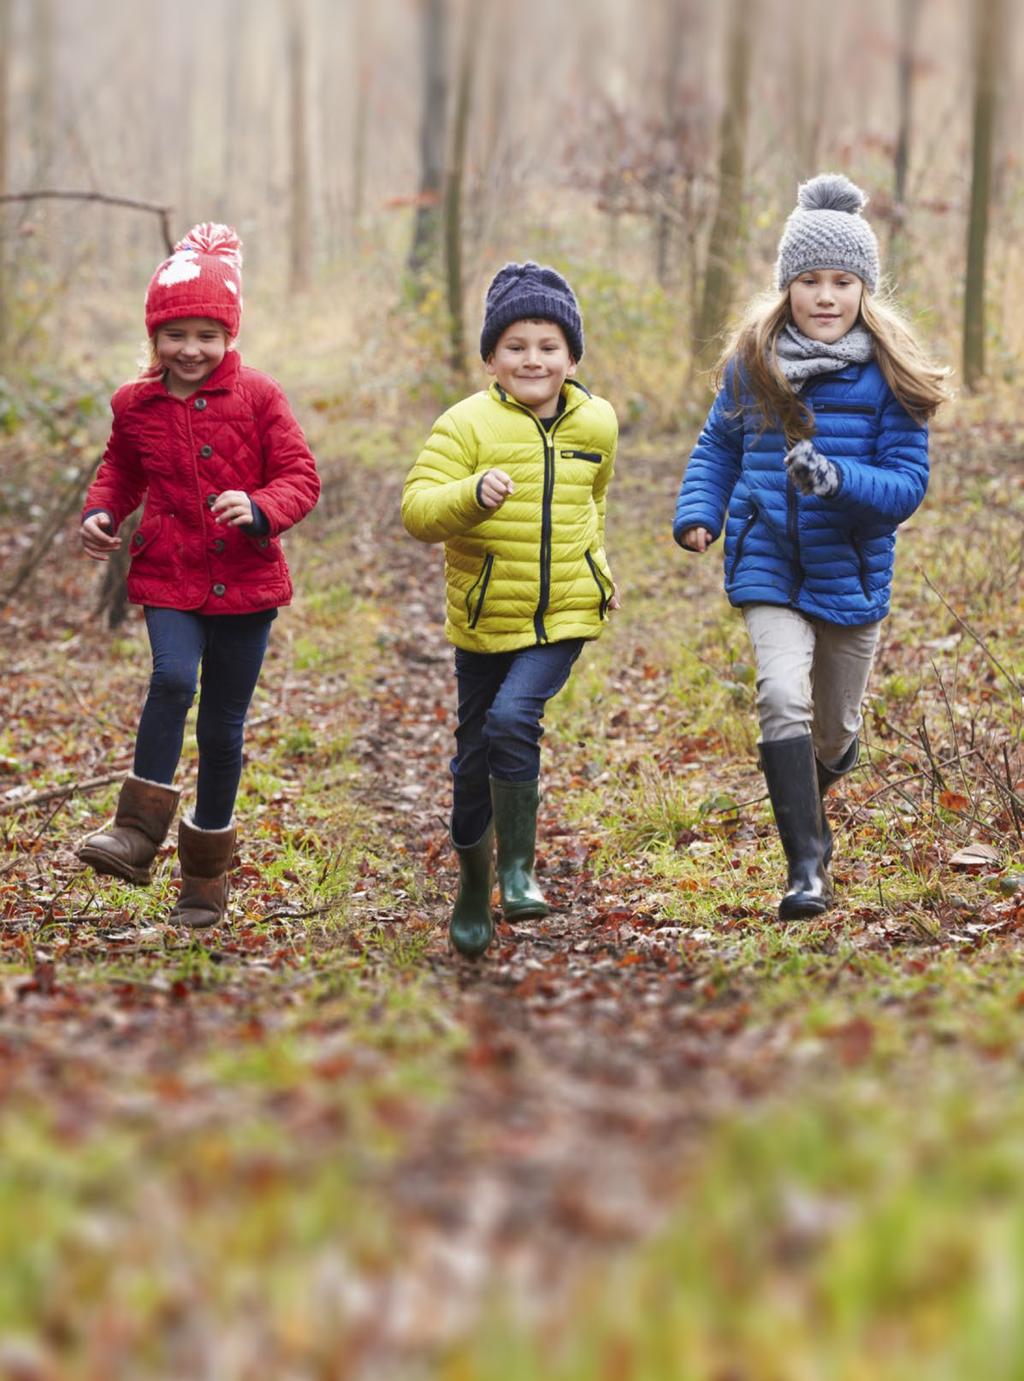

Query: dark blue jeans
[450,638,584,846]
[133,607,276,829]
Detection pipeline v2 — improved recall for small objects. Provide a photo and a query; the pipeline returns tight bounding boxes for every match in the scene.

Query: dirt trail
[332,465,780,1363]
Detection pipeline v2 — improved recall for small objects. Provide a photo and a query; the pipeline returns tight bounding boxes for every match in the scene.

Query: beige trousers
[742,604,881,767]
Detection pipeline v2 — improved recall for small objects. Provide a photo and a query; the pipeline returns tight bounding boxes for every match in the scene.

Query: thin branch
[0,772,123,817]
[0,189,174,253]
[857,748,985,809]
[0,451,101,607]
[920,568,1023,697]
[0,793,72,875]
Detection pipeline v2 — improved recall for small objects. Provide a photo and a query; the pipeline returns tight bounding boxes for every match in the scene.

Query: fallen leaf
[949,842,1000,869]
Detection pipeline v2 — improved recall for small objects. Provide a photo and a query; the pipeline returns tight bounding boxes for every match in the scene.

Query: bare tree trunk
[479,4,508,174]
[30,0,55,183]
[0,0,11,369]
[468,0,509,256]
[889,0,921,279]
[653,0,687,286]
[176,25,195,228]
[963,0,1002,392]
[693,0,752,372]
[791,22,829,181]
[97,512,141,629]
[408,0,448,278]
[443,0,480,377]
[219,0,245,222]
[351,3,370,245]
[285,0,313,292]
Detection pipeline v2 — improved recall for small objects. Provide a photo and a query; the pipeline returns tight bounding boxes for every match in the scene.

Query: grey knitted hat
[479,261,584,361]
[774,173,880,293]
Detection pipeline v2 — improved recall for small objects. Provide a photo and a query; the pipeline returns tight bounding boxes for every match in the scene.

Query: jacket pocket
[245,533,282,561]
[812,402,877,418]
[584,551,610,617]
[465,553,494,629]
[560,449,602,463]
[727,502,759,582]
[128,512,175,579]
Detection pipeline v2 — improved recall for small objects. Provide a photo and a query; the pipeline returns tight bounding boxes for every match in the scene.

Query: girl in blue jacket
[674,174,949,920]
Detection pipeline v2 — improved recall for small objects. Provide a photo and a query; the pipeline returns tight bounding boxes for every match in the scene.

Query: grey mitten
[784,439,841,498]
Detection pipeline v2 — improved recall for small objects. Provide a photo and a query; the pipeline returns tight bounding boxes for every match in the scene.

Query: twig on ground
[929,655,978,815]
[0,793,73,875]
[920,569,1023,697]
[0,772,124,816]
[257,905,333,923]
[916,720,946,797]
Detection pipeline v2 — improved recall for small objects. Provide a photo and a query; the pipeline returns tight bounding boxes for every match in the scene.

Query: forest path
[327,459,785,1362]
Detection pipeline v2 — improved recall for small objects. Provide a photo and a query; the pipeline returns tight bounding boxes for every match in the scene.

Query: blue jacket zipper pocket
[728,503,759,581]
[813,402,876,417]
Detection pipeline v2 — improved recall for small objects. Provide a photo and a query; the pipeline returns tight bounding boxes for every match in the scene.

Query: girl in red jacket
[76,224,320,927]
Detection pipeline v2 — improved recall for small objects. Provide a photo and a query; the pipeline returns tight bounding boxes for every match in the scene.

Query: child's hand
[680,526,712,553]
[609,582,622,611]
[785,440,840,498]
[80,512,120,561]
[477,469,515,510]
[212,490,256,526]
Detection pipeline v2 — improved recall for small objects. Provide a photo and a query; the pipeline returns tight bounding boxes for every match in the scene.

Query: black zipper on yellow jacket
[494,381,591,644]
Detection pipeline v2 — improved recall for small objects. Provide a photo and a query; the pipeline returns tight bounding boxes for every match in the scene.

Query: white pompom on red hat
[145,223,244,338]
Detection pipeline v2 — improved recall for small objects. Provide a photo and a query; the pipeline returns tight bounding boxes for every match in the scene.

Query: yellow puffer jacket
[402,379,617,653]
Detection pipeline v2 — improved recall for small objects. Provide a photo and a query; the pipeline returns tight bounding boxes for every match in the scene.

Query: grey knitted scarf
[774,322,874,388]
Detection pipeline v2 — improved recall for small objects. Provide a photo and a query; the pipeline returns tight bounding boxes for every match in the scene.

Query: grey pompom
[797,173,867,216]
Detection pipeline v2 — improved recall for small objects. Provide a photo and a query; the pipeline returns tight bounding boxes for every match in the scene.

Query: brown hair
[719,286,952,444]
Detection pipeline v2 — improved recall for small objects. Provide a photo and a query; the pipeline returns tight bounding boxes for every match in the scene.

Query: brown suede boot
[77,775,180,884]
[169,817,236,929]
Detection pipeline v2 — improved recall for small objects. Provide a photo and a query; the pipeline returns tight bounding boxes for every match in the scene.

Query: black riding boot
[761,734,832,920]
[816,736,859,868]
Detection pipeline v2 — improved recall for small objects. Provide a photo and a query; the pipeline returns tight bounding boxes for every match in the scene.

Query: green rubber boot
[490,777,549,921]
[449,820,495,958]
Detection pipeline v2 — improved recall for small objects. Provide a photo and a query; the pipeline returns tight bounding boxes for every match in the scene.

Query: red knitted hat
[144,223,243,338]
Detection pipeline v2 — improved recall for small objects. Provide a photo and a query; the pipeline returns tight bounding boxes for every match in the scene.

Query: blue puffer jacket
[673,359,929,626]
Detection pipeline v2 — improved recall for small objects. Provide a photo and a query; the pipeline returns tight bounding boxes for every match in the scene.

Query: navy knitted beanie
[479,261,584,361]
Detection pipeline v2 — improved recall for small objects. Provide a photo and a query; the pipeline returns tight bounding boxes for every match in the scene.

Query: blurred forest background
[0,0,1021,420]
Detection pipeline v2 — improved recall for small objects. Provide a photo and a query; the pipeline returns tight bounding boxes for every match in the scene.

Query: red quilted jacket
[83,351,320,614]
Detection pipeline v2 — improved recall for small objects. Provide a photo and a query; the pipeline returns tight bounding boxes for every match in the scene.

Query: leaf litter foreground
[1,427,1023,1378]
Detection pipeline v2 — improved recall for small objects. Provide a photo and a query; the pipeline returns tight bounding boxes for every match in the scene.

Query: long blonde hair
[719,285,952,443]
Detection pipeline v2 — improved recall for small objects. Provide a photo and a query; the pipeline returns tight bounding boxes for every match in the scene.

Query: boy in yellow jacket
[403,262,618,959]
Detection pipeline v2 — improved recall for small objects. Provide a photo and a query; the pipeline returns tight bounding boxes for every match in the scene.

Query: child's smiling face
[486,319,576,417]
[788,270,864,344]
[155,317,230,397]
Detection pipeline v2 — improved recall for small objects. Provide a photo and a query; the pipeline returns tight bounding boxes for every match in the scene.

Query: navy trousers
[133,606,275,829]
[450,638,583,846]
